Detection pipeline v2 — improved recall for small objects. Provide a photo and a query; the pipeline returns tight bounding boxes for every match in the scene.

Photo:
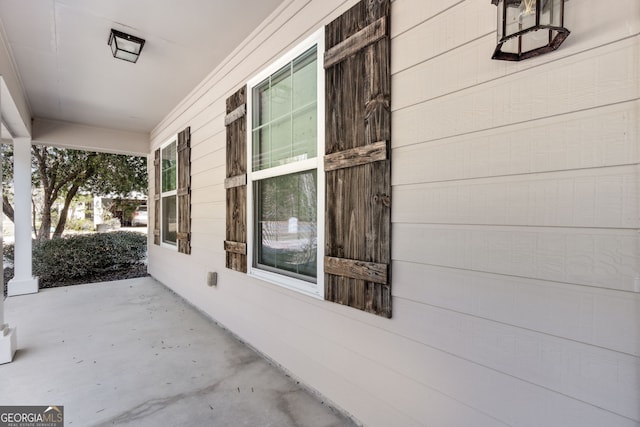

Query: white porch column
[1,146,16,364]
[8,137,38,296]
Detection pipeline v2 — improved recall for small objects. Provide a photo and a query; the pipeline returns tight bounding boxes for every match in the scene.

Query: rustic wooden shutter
[177,126,191,254]
[324,0,392,318]
[153,148,161,246]
[224,86,248,272]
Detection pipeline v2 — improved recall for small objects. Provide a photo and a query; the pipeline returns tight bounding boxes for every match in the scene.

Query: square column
[1,138,17,363]
[8,137,38,296]
[0,301,17,364]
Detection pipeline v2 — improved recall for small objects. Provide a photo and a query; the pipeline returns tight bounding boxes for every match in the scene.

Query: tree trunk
[32,197,37,237]
[3,195,14,223]
[38,205,51,241]
[53,183,80,238]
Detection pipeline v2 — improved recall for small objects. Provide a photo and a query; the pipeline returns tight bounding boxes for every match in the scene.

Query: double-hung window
[160,138,178,247]
[247,29,324,297]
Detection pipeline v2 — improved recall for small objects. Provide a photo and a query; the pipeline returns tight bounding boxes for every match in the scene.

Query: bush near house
[4,231,147,288]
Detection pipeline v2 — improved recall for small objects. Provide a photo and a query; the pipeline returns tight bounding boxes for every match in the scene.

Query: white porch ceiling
[0,120,9,139]
[0,0,285,134]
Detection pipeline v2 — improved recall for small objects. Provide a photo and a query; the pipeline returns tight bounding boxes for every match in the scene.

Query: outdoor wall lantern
[492,0,570,61]
[108,29,145,63]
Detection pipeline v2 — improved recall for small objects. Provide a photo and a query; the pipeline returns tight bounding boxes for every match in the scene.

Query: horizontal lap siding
[394,166,639,228]
[389,0,640,424]
[191,139,224,171]
[393,101,639,185]
[391,296,640,420]
[394,261,640,357]
[394,38,639,146]
[191,151,221,178]
[394,224,638,292]
[148,0,640,425]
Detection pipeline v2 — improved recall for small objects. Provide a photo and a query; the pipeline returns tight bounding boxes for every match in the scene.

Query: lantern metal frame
[108,29,146,63]
[491,0,570,61]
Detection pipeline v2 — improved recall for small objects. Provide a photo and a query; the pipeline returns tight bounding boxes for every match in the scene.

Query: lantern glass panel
[539,0,552,26]
[110,40,118,57]
[521,29,551,53]
[550,0,563,27]
[497,1,504,39]
[501,37,519,55]
[538,0,559,26]
[505,0,537,37]
[116,36,142,55]
[114,48,139,63]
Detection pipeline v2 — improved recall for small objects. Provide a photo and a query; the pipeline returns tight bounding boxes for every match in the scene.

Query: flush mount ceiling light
[108,29,145,63]
[492,0,570,61]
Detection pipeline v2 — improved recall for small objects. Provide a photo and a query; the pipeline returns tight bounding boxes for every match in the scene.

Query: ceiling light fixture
[108,29,145,63]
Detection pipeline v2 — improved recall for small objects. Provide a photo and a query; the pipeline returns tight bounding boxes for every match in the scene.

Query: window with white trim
[247,29,325,297]
[160,138,178,247]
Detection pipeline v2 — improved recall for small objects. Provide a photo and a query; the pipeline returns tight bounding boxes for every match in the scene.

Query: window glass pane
[254,170,317,280]
[292,47,317,110]
[162,195,177,245]
[291,46,317,159]
[270,116,292,167]
[253,79,270,129]
[292,104,317,160]
[252,127,270,171]
[252,46,317,172]
[161,141,177,192]
[270,66,292,121]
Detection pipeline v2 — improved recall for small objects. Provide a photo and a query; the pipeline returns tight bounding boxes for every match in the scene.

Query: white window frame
[160,135,178,250]
[246,28,325,299]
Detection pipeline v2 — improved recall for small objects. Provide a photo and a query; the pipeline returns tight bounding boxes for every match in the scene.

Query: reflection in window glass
[162,195,177,245]
[252,46,317,171]
[162,141,177,192]
[254,170,317,281]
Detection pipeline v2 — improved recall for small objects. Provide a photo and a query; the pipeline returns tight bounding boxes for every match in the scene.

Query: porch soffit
[0,0,286,141]
[0,77,30,139]
[31,118,149,156]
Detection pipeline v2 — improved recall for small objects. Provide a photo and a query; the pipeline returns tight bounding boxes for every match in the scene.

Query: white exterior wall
[149,0,640,425]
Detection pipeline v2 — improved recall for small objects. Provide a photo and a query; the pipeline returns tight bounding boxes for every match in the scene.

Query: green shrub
[5,231,147,282]
[3,243,14,263]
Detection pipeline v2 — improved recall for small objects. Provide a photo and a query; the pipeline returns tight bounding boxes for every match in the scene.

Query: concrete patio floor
[1,277,355,426]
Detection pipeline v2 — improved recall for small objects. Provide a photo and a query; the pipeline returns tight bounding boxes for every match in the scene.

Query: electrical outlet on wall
[207,271,218,287]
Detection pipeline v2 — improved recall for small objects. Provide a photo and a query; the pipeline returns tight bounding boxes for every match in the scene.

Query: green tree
[2,144,147,241]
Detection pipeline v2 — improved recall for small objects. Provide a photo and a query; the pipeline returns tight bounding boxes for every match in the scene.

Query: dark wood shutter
[177,126,191,254]
[324,0,392,318]
[224,86,248,272]
[153,148,161,246]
